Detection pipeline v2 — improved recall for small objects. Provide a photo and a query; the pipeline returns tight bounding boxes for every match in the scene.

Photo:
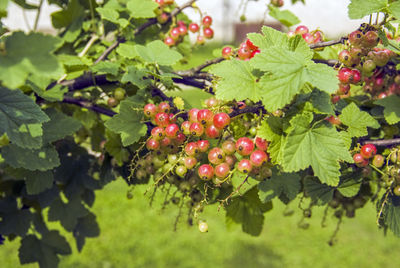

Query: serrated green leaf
[48,197,89,231]
[283,113,353,186]
[257,117,286,164]
[105,96,147,146]
[304,177,334,205]
[2,144,60,171]
[73,213,100,252]
[231,172,258,195]
[91,61,120,76]
[127,0,158,18]
[248,26,288,50]
[339,102,380,137]
[348,0,387,19]
[268,6,300,27]
[305,63,338,93]
[73,108,98,129]
[258,171,301,203]
[28,80,67,102]
[19,231,71,268]
[0,32,63,88]
[0,87,49,149]
[0,208,32,236]
[121,66,151,89]
[51,0,84,28]
[210,59,263,102]
[384,198,400,237]
[96,7,119,24]
[135,40,183,66]
[375,95,400,124]
[310,90,334,114]
[389,1,400,19]
[13,169,54,195]
[166,89,213,109]
[116,43,138,59]
[337,178,361,198]
[104,130,129,165]
[225,187,270,236]
[43,109,82,144]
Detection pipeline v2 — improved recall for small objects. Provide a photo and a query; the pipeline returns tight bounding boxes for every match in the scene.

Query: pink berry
[203,27,214,39]
[250,150,268,167]
[237,159,253,174]
[360,144,377,159]
[189,122,204,137]
[198,164,214,181]
[165,123,179,138]
[208,147,225,165]
[255,137,268,151]
[197,140,210,152]
[215,163,230,179]
[205,124,222,139]
[189,23,200,33]
[236,137,254,156]
[222,46,233,59]
[185,142,199,156]
[202,16,212,27]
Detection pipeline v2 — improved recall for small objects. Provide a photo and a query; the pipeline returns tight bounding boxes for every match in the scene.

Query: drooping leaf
[210,59,263,102]
[51,0,84,28]
[0,87,49,149]
[0,32,63,88]
[105,96,147,146]
[2,144,60,171]
[19,231,71,268]
[42,109,82,144]
[0,208,32,236]
[348,0,388,19]
[258,170,301,203]
[225,187,272,236]
[73,213,100,252]
[375,95,400,125]
[91,61,120,76]
[384,197,400,237]
[135,40,183,66]
[104,130,130,166]
[126,0,158,18]
[339,102,380,137]
[283,113,353,186]
[48,197,89,231]
[304,177,334,205]
[268,6,300,27]
[337,178,361,198]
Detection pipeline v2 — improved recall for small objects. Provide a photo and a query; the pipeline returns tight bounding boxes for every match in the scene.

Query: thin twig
[360,138,400,147]
[176,57,225,77]
[309,37,347,49]
[62,96,116,117]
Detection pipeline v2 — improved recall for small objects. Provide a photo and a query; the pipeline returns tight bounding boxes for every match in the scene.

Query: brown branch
[93,0,197,64]
[228,103,265,118]
[309,37,347,49]
[312,59,339,66]
[176,57,225,77]
[360,138,400,147]
[63,96,116,117]
[59,74,114,91]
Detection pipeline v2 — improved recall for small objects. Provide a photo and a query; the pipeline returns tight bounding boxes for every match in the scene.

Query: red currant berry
[246,39,258,51]
[189,122,204,137]
[225,155,237,167]
[338,67,353,84]
[158,102,170,113]
[181,121,191,135]
[151,126,165,140]
[164,36,175,47]
[236,137,255,156]
[237,159,253,174]
[249,49,260,58]
[393,185,400,196]
[203,27,214,39]
[155,112,170,127]
[144,103,158,118]
[325,115,341,125]
[271,0,284,7]
[196,35,205,45]
[188,108,199,123]
[170,27,181,40]
[205,124,222,139]
[222,46,233,59]
[197,109,214,125]
[222,140,236,155]
[362,31,379,48]
[338,50,353,66]
[360,144,377,159]
[215,163,230,179]
[160,137,172,148]
[146,138,160,150]
[185,142,199,156]
[255,137,268,151]
[213,112,231,129]
[197,140,210,152]
[208,147,226,165]
[302,33,314,44]
[353,153,364,165]
[237,47,251,60]
[202,16,213,27]
[362,60,376,73]
[348,30,363,47]
[157,13,169,24]
[250,150,268,167]
[372,154,384,168]
[295,25,309,35]
[351,69,361,84]
[198,164,214,181]
[313,31,323,42]
[165,123,179,138]
[204,97,219,108]
[183,156,197,169]
[178,25,188,36]
[176,133,186,144]
[175,165,187,178]
[155,0,165,7]
[189,23,200,33]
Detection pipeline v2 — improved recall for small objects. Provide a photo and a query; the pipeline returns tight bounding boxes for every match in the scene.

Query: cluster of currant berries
[163,15,214,47]
[328,188,370,219]
[221,39,260,61]
[335,27,399,101]
[352,143,383,168]
[287,25,324,45]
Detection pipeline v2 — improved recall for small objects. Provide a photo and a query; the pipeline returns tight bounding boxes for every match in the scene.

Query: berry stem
[309,37,347,50]
[218,175,249,211]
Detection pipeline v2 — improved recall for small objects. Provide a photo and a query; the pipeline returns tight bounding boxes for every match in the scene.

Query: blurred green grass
[1,179,399,268]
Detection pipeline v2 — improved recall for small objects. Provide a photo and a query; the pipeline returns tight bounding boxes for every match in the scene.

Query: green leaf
[257,117,286,165]
[135,40,183,66]
[116,43,138,59]
[127,0,158,18]
[166,89,213,109]
[0,0,8,18]
[96,7,119,24]
[91,61,120,76]
[258,171,301,203]
[248,26,288,50]
[0,87,49,149]
[51,0,84,28]
[19,231,71,268]
[12,0,38,9]
[375,95,400,124]
[105,96,147,146]
[225,187,271,236]
[121,66,151,89]
[48,197,89,231]
[28,79,67,102]
[348,0,388,19]
[231,172,258,195]
[42,109,82,144]
[73,213,100,252]
[210,59,263,102]
[2,144,60,171]
[283,113,353,186]
[337,178,361,198]
[310,90,334,115]
[388,1,400,19]
[339,102,380,137]
[268,6,300,27]
[0,208,32,236]
[384,198,400,237]
[304,177,334,205]
[25,171,54,195]
[104,130,130,166]
[0,32,63,89]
